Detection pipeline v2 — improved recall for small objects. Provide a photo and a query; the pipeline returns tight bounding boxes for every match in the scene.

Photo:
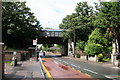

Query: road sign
[33,40,37,45]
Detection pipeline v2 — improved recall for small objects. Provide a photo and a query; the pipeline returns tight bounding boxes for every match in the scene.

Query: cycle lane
[42,58,98,80]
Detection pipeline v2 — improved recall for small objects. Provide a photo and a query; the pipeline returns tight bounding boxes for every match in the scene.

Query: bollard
[12,52,17,66]
[12,57,17,66]
[43,51,45,56]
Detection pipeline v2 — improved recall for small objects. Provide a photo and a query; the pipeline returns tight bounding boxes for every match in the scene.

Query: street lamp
[73,25,75,58]
[73,16,78,58]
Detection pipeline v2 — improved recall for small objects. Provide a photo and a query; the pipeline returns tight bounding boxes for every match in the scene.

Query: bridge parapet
[41,29,63,37]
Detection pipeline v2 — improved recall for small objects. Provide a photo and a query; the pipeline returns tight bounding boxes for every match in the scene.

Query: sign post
[33,38,38,61]
[33,39,37,46]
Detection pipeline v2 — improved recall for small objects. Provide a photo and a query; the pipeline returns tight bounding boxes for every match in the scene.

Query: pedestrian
[43,51,45,56]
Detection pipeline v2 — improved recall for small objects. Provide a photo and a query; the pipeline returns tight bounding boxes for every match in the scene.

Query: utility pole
[0,1,3,80]
[73,25,75,58]
[0,0,2,42]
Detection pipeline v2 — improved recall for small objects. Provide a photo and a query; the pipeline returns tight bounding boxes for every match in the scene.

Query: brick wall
[17,51,30,61]
[3,51,30,61]
[3,51,13,61]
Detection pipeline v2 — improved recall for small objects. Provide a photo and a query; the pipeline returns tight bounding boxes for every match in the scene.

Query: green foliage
[2,2,41,49]
[59,2,95,42]
[85,42,103,55]
[84,28,110,56]
[76,53,80,58]
[103,57,111,62]
[5,61,12,64]
[76,41,85,51]
[42,44,48,51]
[94,2,120,29]
[94,2,120,52]
[97,53,104,61]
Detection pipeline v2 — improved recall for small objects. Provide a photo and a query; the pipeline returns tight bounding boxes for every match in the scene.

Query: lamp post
[73,16,78,58]
[73,25,75,58]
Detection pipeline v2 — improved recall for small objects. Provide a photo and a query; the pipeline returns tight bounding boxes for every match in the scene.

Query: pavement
[4,59,45,80]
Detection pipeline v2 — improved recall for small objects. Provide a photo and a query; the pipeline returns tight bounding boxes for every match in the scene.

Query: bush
[98,53,103,61]
[76,41,85,51]
[103,57,111,62]
[76,54,80,58]
[84,42,103,56]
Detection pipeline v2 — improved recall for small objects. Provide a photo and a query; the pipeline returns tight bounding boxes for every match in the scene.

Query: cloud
[26,0,98,29]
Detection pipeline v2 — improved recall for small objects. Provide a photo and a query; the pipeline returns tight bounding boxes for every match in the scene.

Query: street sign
[33,40,37,45]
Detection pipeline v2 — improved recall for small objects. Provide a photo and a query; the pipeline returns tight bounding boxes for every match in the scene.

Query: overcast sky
[26,0,100,29]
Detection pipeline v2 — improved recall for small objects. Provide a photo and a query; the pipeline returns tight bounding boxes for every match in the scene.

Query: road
[41,53,120,80]
[53,57,120,80]
[42,58,97,80]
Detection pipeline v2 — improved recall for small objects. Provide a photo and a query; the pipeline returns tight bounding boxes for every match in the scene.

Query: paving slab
[4,60,44,80]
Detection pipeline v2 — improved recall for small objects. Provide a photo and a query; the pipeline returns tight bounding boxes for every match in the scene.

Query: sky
[25,0,100,29]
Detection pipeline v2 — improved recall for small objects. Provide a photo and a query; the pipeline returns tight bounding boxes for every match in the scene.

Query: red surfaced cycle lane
[42,58,98,80]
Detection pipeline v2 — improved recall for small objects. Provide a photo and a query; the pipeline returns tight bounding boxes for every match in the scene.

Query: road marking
[71,64,78,67]
[54,61,59,64]
[63,61,69,64]
[41,62,53,80]
[54,59,95,78]
[71,64,81,68]
[85,73,91,77]
[104,75,112,79]
[58,59,62,61]
[83,68,98,74]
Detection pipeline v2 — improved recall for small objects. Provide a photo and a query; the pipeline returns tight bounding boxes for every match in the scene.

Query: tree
[84,28,111,56]
[59,2,95,50]
[2,2,41,49]
[76,40,85,51]
[94,2,120,52]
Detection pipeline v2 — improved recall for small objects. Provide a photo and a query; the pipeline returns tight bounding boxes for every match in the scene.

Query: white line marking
[59,59,62,61]
[104,75,112,79]
[83,68,98,74]
[71,64,79,68]
[63,61,69,64]
[54,61,59,64]
[70,64,81,68]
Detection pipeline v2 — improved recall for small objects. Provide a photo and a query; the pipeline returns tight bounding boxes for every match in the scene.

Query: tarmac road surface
[53,57,120,80]
[42,58,98,80]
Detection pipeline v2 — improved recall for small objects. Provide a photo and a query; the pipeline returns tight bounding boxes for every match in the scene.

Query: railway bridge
[38,29,68,56]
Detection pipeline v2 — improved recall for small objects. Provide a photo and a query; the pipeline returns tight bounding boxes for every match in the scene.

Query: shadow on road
[41,54,62,58]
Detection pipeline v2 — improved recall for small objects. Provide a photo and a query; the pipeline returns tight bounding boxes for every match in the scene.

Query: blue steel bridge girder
[40,29,63,37]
